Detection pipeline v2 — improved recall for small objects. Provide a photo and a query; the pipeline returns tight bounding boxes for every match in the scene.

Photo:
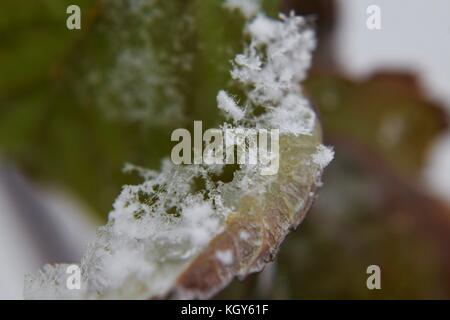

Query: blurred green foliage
[0,0,278,216]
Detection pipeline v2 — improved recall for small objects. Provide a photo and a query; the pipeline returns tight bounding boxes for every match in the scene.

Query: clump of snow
[215,250,234,265]
[217,90,245,121]
[259,94,316,135]
[227,13,317,136]
[312,145,335,170]
[223,0,260,18]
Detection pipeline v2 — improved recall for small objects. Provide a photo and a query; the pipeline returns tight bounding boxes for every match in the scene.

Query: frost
[312,145,335,170]
[215,250,234,265]
[25,3,333,300]
[229,13,317,135]
[217,90,245,121]
[259,94,316,135]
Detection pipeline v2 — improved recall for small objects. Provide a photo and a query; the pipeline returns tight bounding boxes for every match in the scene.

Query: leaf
[168,132,325,298]
[24,5,332,299]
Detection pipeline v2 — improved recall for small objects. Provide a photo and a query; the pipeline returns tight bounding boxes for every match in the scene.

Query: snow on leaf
[24,2,333,299]
[313,145,335,170]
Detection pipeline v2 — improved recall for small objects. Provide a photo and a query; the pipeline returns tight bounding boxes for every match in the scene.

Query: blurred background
[1,0,450,299]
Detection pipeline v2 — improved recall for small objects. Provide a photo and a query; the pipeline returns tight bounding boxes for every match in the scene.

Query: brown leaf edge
[169,183,318,299]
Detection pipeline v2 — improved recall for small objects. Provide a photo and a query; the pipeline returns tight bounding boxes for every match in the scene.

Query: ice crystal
[312,145,335,170]
[217,90,245,122]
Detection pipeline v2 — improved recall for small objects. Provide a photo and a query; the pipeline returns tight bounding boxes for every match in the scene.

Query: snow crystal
[217,90,245,121]
[246,15,278,44]
[229,13,317,135]
[312,145,335,170]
